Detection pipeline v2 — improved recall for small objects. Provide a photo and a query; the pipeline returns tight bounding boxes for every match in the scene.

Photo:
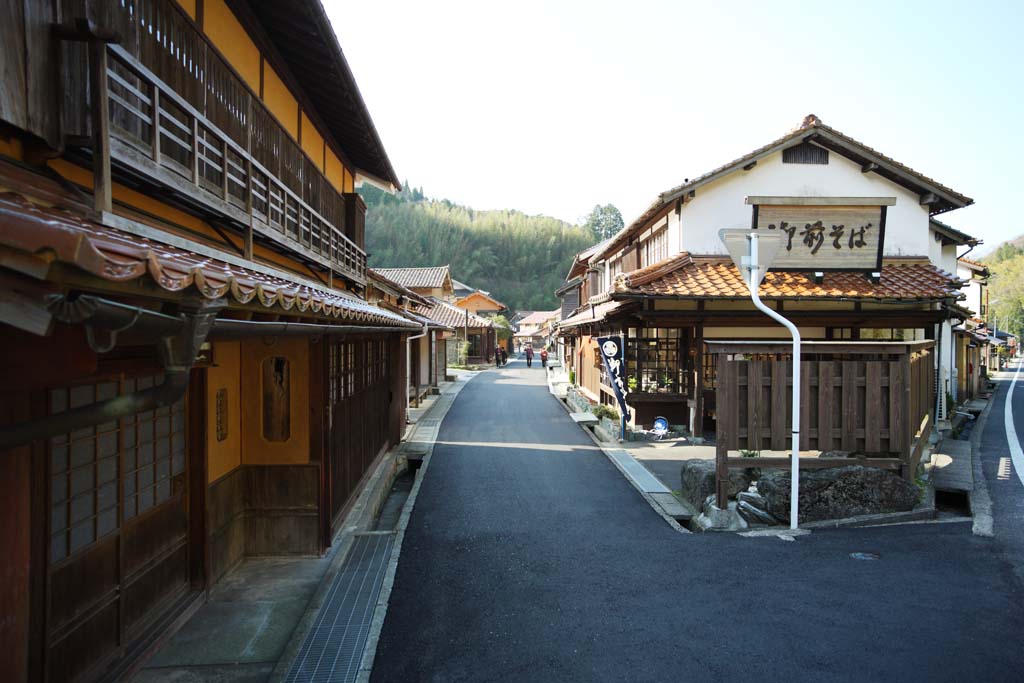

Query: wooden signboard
[746,197,893,272]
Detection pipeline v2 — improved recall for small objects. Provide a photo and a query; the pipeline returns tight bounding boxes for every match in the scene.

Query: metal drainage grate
[285,533,395,682]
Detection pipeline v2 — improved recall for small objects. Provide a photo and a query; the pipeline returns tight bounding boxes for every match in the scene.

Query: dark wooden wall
[0,0,60,148]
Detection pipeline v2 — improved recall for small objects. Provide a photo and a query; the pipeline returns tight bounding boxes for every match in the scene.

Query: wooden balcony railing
[58,0,367,285]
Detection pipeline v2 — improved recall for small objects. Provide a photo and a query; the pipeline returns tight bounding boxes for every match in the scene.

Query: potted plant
[658,372,672,393]
[627,376,639,393]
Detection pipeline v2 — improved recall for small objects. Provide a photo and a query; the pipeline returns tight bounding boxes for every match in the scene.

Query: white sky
[324,0,1024,250]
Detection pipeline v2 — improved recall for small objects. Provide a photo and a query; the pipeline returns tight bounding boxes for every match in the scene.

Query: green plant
[568,370,576,384]
[739,449,760,458]
[945,391,954,415]
[592,404,620,421]
[627,376,638,392]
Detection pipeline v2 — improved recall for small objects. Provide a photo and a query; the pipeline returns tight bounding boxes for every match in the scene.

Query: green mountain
[360,184,595,312]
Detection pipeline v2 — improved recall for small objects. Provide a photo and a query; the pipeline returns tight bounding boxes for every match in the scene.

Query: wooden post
[150,86,161,165]
[89,39,112,213]
[192,118,200,186]
[715,352,732,508]
[693,325,704,438]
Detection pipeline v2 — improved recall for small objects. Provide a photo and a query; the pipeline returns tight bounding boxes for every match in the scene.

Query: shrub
[569,370,576,384]
[592,404,620,421]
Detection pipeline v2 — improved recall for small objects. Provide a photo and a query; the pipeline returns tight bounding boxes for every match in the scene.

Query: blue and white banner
[596,336,630,421]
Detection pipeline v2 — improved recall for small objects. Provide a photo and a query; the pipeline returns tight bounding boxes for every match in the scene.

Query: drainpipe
[406,322,429,413]
[747,232,802,530]
[0,295,223,451]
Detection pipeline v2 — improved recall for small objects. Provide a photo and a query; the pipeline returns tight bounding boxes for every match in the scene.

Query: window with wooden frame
[641,227,668,267]
[48,376,186,564]
[625,327,686,394]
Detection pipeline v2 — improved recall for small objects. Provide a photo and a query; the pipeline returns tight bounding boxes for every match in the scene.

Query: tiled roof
[420,297,493,329]
[368,269,430,305]
[517,309,560,326]
[595,114,974,262]
[957,256,989,273]
[374,266,451,289]
[615,254,963,302]
[558,300,625,328]
[0,193,416,328]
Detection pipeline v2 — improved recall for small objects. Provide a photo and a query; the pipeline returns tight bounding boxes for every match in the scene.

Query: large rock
[695,499,749,532]
[679,460,752,511]
[756,466,920,523]
[737,501,779,526]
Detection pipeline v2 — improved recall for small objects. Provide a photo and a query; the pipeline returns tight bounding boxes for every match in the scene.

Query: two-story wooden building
[0,1,418,680]
[558,115,974,436]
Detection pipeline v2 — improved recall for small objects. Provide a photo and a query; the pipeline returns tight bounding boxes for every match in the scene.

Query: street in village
[369,356,1024,681]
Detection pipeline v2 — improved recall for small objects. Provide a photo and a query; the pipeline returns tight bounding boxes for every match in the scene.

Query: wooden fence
[710,341,934,506]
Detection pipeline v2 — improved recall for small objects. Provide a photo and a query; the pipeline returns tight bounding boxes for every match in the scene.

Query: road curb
[969,379,998,537]
[551,391,691,534]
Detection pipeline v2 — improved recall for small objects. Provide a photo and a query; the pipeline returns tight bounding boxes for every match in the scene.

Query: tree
[583,204,624,241]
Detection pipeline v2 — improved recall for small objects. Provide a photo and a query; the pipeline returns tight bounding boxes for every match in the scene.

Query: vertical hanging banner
[597,336,630,421]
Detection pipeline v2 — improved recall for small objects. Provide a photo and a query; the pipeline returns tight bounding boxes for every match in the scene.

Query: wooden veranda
[710,341,934,507]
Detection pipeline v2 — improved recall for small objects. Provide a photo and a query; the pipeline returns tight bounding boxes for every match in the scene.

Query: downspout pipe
[406,322,429,414]
[1,297,223,451]
[747,232,802,530]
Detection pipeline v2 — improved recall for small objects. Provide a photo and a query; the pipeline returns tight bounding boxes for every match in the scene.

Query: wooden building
[367,269,453,405]
[557,115,974,437]
[0,1,417,680]
[374,266,498,364]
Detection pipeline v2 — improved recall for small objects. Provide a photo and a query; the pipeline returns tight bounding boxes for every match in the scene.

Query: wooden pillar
[693,325,704,438]
[88,39,112,213]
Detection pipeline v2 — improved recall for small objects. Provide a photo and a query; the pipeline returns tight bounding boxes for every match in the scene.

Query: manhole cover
[849,552,880,561]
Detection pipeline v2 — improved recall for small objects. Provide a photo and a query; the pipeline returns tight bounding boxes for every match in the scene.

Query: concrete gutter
[270,372,475,683]
[969,378,999,537]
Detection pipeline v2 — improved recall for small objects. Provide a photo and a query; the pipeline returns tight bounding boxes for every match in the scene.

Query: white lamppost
[720,229,801,529]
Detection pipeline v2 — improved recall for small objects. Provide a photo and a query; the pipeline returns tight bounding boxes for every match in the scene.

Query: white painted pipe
[748,232,802,530]
[406,322,429,413]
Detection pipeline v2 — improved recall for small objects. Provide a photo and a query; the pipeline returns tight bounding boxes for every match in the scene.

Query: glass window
[625,327,687,394]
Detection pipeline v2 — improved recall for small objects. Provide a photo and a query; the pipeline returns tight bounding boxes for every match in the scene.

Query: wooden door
[43,373,192,681]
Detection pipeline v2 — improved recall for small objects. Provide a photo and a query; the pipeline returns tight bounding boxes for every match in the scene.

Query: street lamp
[720,229,801,530]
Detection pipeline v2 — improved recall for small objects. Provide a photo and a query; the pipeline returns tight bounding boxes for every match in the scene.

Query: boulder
[756,466,919,523]
[679,460,752,511]
[737,490,769,511]
[737,501,779,526]
[695,499,749,532]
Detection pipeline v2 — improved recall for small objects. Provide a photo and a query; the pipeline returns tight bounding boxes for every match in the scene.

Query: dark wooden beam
[743,161,757,171]
[920,192,939,206]
[861,162,879,173]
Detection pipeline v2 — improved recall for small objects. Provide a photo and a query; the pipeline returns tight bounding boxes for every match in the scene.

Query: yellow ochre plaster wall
[174,0,196,20]
[240,337,310,466]
[262,63,299,139]
[325,149,345,192]
[203,0,261,91]
[207,341,242,483]
[301,112,324,170]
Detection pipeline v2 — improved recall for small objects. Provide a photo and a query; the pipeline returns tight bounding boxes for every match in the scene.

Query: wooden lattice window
[782,141,829,164]
[48,376,186,564]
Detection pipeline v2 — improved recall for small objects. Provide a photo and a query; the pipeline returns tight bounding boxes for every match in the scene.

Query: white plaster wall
[678,150,932,258]
[418,337,431,387]
[940,244,958,273]
[958,272,985,316]
[667,206,681,254]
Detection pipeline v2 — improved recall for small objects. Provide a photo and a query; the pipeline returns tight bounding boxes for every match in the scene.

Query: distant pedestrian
[540,348,548,369]
[495,348,501,368]
[500,347,508,366]
[525,345,534,368]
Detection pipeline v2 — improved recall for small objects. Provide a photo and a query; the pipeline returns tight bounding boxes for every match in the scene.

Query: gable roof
[518,309,560,326]
[233,0,400,189]
[421,297,493,329]
[456,290,506,310]
[595,114,975,262]
[368,269,430,305]
[373,265,453,290]
[957,257,989,275]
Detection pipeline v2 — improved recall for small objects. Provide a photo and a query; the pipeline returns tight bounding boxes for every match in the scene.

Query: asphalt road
[979,359,1024,586]
[373,358,1024,682]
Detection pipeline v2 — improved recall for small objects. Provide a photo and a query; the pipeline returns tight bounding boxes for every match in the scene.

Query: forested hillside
[360,184,596,312]
[986,240,1024,339]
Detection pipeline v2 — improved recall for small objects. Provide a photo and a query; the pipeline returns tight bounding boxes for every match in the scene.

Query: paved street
[979,359,1024,585]
[373,359,1024,682]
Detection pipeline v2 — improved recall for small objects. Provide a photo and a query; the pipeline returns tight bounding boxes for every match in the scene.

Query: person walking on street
[540,347,548,369]
[500,347,507,366]
[525,345,534,368]
[495,347,502,368]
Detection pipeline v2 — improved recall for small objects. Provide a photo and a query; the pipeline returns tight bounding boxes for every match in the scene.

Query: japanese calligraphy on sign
[753,203,886,271]
[596,336,631,421]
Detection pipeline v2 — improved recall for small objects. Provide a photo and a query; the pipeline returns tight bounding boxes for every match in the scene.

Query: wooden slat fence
[711,341,934,505]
